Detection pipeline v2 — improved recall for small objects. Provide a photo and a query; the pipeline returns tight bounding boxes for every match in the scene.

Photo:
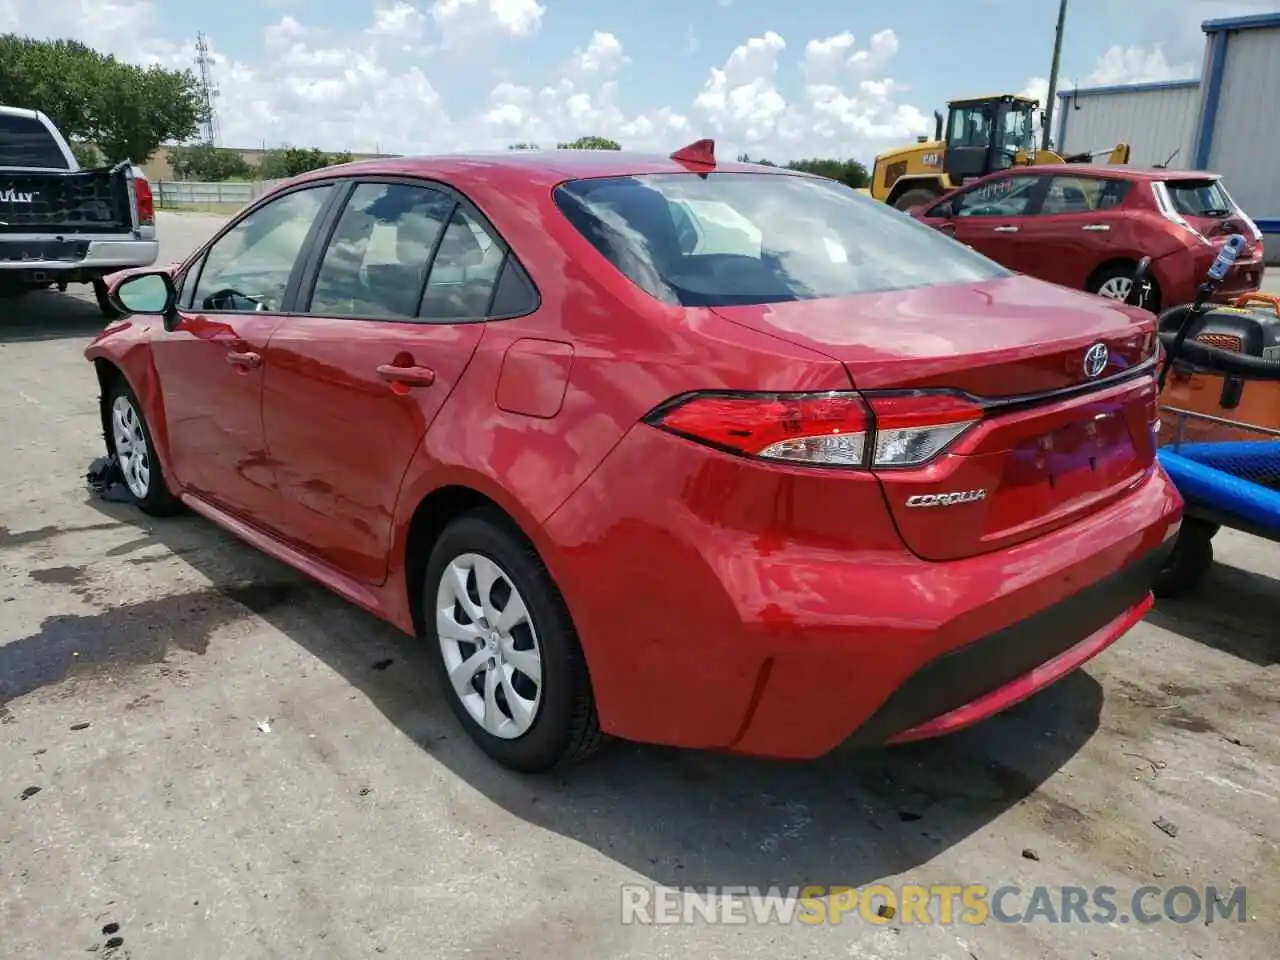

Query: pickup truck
[1,104,159,316]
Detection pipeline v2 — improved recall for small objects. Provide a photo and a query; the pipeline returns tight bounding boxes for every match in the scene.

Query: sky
[2,0,1278,164]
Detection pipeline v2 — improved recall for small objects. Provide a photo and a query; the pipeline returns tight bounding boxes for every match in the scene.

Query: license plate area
[1006,411,1137,502]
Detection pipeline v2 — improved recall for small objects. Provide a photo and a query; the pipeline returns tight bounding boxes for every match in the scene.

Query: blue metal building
[1057,12,1280,262]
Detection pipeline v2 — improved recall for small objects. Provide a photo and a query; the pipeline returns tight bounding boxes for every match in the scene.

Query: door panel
[151,183,336,522]
[948,174,1046,273]
[263,182,501,583]
[1008,176,1128,289]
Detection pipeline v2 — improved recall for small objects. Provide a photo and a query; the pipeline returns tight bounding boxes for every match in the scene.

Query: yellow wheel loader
[866,94,1131,210]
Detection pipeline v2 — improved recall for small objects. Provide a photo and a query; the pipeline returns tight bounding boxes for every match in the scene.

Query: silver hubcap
[436,553,542,740]
[111,395,151,499]
[1098,276,1132,300]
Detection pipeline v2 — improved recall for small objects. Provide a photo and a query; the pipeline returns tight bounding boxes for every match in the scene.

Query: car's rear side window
[0,112,69,169]
[553,172,1009,306]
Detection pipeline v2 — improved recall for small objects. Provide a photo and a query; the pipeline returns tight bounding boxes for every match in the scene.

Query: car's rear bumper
[840,545,1167,750]
[541,426,1183,759]
[0,237,158,284]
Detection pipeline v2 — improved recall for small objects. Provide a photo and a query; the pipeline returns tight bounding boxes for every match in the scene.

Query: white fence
[153,179,287,208]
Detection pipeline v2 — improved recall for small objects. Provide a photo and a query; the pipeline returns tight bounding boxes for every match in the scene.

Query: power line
[194,32,221,147]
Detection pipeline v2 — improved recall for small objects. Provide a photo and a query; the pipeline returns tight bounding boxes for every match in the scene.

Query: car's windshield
[1164,179,1233,218]
[0,112,69,169]
[554,172,1009,307]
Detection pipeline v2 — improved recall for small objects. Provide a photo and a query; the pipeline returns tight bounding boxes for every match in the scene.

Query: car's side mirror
[112,271,178,317]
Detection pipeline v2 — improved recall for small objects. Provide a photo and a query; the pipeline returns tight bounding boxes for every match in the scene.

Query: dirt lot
[1,215,1277,960]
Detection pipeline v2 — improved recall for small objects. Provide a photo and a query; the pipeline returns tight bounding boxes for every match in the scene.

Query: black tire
[1088,263,1161,313]
[423,508,602,772]
[93,278,120,320]
[105,377,184,517]
[1152,522,1214,599]
[892,187,942,211]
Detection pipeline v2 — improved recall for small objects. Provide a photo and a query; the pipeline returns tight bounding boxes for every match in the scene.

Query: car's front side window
[190,184,334,313]
[953,175,1043,218]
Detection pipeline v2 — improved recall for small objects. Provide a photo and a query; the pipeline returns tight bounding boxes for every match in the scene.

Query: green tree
[69,142,102,167]
[736,152,778,166]
[256,146,350,180]
[784,157,870,189]
[557,135,621,150]
[508,142,540,150]
[167,144,253,181]
[0,34,205,165]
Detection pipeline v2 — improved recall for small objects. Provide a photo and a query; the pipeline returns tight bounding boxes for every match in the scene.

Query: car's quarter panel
[539,421,1182,755]
[261,316,486,584]
[1012,210,1120,289]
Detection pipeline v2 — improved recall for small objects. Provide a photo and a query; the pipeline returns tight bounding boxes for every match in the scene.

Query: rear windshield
[0,112,69,169]
[553,172,1010,306]
[1163,178,1233,218]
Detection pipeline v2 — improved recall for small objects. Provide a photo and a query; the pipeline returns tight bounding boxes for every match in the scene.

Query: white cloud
[430,0,544,44]
[7,0,1189,168]
[367,2,426,39]
[1085,44,1196,85]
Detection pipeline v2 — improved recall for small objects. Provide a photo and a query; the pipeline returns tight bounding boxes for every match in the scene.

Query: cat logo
[904,489,988,508]
[922,153,942,168]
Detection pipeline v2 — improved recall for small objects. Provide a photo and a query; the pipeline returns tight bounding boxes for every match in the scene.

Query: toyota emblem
[1083,342,1109,379]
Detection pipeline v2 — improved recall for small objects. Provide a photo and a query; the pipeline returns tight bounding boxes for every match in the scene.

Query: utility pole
[1041,0,1068,150]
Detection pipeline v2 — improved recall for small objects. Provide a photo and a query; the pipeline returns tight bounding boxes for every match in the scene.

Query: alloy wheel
[111,394,151,500]
[1097,276,1133,301]
[435,552,543,740]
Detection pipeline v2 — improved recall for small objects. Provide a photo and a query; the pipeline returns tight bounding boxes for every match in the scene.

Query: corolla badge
[1083,342,1109,379]
[905,489,987,508]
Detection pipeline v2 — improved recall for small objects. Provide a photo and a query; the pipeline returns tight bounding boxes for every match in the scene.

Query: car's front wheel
[107,378,183,516]
[424,509,602,772]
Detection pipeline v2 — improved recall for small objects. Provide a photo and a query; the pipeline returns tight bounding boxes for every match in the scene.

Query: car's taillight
[645,390,982,469]
[133,176,155,226]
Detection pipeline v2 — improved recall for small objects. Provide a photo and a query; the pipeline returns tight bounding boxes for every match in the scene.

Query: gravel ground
[1,215,1277,960]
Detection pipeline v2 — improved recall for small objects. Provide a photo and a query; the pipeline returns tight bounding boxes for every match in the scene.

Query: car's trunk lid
[712,275,1160,561]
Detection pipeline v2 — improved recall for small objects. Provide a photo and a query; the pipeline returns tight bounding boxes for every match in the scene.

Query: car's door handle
[1081,224,1111,232]
[376,363,436,387]
[992,225,1019,233]
[226,350,262,369]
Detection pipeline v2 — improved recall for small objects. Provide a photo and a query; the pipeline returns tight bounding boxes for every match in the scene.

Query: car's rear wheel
[1152,519,1215,599]
[107,378,183,516]
[1089,263,1161,312]
[423,509,602,772]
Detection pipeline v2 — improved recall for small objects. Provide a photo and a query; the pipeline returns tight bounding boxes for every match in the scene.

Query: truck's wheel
[1152,521,1214,599]
[892,188,942,212]
[94,279,120,319]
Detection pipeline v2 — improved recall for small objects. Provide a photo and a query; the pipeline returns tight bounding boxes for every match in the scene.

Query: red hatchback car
[87,144,1182,772]
[913,165,1265,310]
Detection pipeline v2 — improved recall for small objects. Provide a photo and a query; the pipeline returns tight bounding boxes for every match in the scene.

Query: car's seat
[1059,185,1089,213]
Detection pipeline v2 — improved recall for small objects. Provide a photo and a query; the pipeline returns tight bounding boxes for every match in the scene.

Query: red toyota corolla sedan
[86,142,1182,772]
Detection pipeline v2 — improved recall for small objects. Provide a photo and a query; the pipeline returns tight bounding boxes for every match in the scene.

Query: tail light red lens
[133,176,155,226]
[646,390,983,469]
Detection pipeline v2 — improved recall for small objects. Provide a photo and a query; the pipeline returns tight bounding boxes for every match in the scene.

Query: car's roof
[290,149,811,192]
[0,104,42,119]
[1005,164,1221,181]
